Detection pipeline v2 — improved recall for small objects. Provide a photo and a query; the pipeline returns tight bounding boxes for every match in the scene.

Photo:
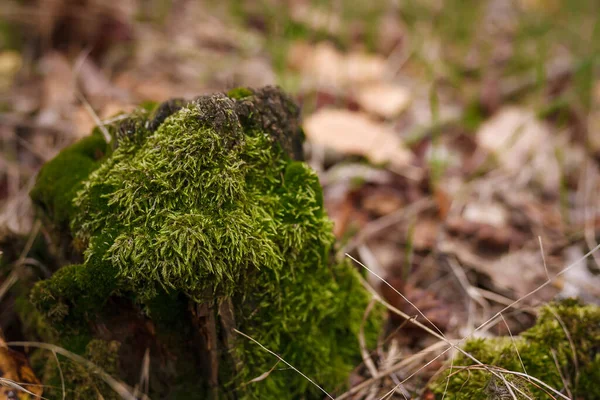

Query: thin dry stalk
[0,377,46,399]
[72,49,111,143]
[233,329,334,400]
[51,351,66,400]
[340,198,433,256]
[550,349,572,399]
[499,314,528,379]
[546,307,579,385]
[347,254,447,339]
[335,340,448,400]
[0,219,41,301]
[359,299,379,378]
[133,348,150,399]
[440,351,455,400]
[447,257,490,331]
[538,236,550,281]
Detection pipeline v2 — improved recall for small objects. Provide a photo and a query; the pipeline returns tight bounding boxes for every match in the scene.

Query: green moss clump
[429,299,600,399]
[29,86,380,398]
[30,131,109,229]
[226,87,254,100]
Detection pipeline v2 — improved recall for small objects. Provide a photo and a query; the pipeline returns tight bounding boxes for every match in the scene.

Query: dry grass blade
[6,342,137,400]
[538,236,550,281]
[72,49,111,143]
[550,349,572,399]
[133,348,150,399]
[360,299,379,379]
[347,254,447,339]
[499,314,528,379]
[447,257,490,331]
[245,361,280,384]
[498,372,519,400]
[233,329,334,399]
[546,307,579,384]
[0,377,46,399]
[335,340,448,400]
[340,198,433,256]
[51,351,65,400]
[440,351,455,400]
[0,220,41,301]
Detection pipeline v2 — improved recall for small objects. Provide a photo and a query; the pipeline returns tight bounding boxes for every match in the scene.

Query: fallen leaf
[412,217,440,251]
[361,186,405,216]
[381,277,450,335]
[440,240,555,299]
[304,109,413,168]
[476,107,560,192]
[344,52,387,84]
[355,83,411,119]
[232,58,276,88]
[290,3,341,35]
[36,52,75,129]
[0,330,42,399]
[477,107,547,171]
[462,202,508,227]
[0,51,22,90]
[288,42,387,90]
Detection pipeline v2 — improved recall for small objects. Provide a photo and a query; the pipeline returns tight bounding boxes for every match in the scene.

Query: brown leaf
[361,186,404,216]
[0,51,22,91]
[355,83,411,119]
[37,52,75,128]
[439,239,555,299]
[304,109,413,168]
[0,331,42,399]
[290,4,341,35]
[412,217,440,251]
[288,42,387,90]
[476,107,560,192]
[380,277,450,334]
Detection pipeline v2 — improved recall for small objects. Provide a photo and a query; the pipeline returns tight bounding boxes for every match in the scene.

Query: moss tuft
[429,299,600,399]
[226,87,254,100]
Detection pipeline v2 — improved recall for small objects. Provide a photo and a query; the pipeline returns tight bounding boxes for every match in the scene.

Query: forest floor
[1,0,600,398]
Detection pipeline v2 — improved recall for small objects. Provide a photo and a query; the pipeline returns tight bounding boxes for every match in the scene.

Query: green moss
[429,299,600,399]
[14,293,58,343]
[29,86,381,398]
[30,132,109,228]
[227,87,254,100]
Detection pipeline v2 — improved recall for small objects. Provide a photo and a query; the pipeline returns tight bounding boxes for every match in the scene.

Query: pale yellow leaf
[304,109,413,168]
[356,82,411,119]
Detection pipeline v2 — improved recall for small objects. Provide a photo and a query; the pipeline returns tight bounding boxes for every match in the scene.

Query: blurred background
[1,0,600,395]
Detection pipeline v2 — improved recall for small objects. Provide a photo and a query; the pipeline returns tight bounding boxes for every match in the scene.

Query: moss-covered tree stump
[24,87,379,399]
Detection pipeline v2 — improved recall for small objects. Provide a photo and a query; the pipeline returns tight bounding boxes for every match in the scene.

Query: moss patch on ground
[429,299,600,399]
